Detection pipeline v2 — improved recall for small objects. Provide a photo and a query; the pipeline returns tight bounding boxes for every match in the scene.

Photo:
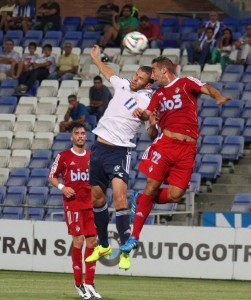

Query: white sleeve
[110,75,131,89]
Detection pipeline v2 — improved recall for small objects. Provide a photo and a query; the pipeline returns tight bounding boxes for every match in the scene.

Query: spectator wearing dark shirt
[60,94,91,132]
[88,0,119,33]
[88,75,112,121]
[32,0,60,34]
[138,15,163,49]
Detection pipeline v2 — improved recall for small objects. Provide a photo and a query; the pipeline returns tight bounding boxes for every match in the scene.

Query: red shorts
[65,208,96,236]
[139,134,197,190]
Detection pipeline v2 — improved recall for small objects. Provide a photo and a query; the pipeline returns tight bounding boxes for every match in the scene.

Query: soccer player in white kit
[85,45,154,270]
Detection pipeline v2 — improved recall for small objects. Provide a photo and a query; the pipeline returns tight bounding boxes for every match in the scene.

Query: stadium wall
[35,0,220,21]
[0,220,251,280]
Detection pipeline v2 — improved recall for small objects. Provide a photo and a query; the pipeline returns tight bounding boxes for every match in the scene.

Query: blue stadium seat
[222,82,244,99]
[27,168,50,187]
[44,208,65,221]
[46,188,63,206]
[200,99,221,118]
[189,172,201,194]
[22,30,43,47]
[4,186,27,205]
[27,186,48,205]
[239,18,251,34]
[180,18,200,34]
[222,17,240,32]
[197,154,222,179]
[0,186,6,203]
[241,82,251,101]
[199,135,223,155]
[63,16,82,32]
[85,132,95,150]
[133,178,146,190]
[200,117,223,136]
[41,31,63,47]
[243,118,251,142]
[0,79,18,96]
[1,207,24,219]
[6,168,30,186]
[197,135,202,150]
[82,17,98,31]
[221,64,244,82]
[81,31,101,49]
[207,82,223,91]
[220,135,244,160]
[181,32,198,42]
[29,149,52,169]
[4,30,23,45]
[241,101,251,120]
[241,65,251,84]
[88,114,97,130]
[221,100,244,119]
[0,96,17,113]
[130,150,137,168]
[27,207,45,220]
[0,30,3,46]
[162,32,180,48]
[52,132,72,151]
[61,31,82,47]
[221,118,245,136]
[128,170,136,189]
[136,132,152,152]
[161,18,179,33]
[105,188,113,207]
[231,194,251,213]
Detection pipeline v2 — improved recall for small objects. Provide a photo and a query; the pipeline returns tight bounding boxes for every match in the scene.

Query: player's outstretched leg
[119,251,131,270]
[120,236,139,253]
[75,283,92,299]
[130,192,140,223]
[84,283,102,299]
[85,244,112,262]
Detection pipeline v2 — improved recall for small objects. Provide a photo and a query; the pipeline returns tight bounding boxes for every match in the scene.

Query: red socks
[72,246,83,286]
[132,193,154,240]
[72,246,96,286]
[154,188,169,204]
[84,247,96,285]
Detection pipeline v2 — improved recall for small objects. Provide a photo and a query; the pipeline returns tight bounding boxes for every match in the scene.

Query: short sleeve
[72,54,79,66]
[187,76,206,93]
[110,75,130,89]
[147,91,159,112]
[48,153,63,178]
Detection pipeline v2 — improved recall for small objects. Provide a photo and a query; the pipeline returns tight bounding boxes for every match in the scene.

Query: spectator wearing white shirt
[15,43,56,93]
[0,38,20,80]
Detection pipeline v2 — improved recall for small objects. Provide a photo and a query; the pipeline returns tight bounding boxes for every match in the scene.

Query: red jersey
[48,148,92,211]
[139,22,163,40]
[148,77,206,139]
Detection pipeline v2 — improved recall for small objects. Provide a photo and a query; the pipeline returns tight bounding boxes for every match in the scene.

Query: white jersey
[92,75,152,147]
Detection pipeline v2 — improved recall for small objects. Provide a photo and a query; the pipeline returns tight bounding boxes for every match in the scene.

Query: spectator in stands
[119,0,139,19]
[32,0,60,34]
[229,24,251,64]
[15,41,38,78]
[101,4,138,48]
[198,11,224,43]
[0,39,20,81]
[60,94,92,132]
[0,0,16,31]
[88,0,119,33]
[15,43,56,93]
[4,0,35,34]
[138,15,163,49]
[49,42,79,81]
[88,75,112,121]
[186,27,217,67]
[211,28,235,71]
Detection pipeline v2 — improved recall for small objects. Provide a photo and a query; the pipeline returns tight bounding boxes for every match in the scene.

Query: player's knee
[168,189,184,203]
[86,236,98,248]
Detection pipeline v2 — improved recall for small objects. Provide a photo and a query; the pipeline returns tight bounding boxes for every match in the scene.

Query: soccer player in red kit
[48,123,101,299]
[120,55,231,253]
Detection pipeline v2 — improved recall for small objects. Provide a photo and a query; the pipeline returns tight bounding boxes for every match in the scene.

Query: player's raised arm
[132,108,151,120]
[201,84,231,105]
[90,44,116,81]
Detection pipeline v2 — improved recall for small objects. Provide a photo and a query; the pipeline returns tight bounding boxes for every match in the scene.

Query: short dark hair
[152,56,175,75]
[68,94,77,100]
[5,39,14,45]
[43,44,52,50]
[139,66,154,84]
[28,42,37,49]
[94,75,102,82]
[206,26,214,33]
[139,15,149,22]
[122,4,132,13]
[70,122,86,132]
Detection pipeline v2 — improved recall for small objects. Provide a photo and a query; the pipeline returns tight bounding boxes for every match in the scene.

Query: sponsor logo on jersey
[157,92,164,96]
[70,169,89,181]
[114,165,120,172]
[70,161,75,165]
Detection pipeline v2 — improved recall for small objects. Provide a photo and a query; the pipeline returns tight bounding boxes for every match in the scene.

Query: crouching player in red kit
[120,56,231,253]
[48,123,101,299]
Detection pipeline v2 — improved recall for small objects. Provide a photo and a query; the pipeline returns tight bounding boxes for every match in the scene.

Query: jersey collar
[70,148,86,156]
[164,77,180,88]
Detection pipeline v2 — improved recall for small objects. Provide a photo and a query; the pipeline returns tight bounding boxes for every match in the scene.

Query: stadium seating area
[0,15,251,222]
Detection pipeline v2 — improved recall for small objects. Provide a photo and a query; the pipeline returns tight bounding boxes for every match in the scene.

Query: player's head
[70,123,87,149]
[151,56,176,87]
[130,66,153,91]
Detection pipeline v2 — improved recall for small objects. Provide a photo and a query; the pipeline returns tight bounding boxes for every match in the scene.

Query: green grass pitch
[0,270,251,299]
